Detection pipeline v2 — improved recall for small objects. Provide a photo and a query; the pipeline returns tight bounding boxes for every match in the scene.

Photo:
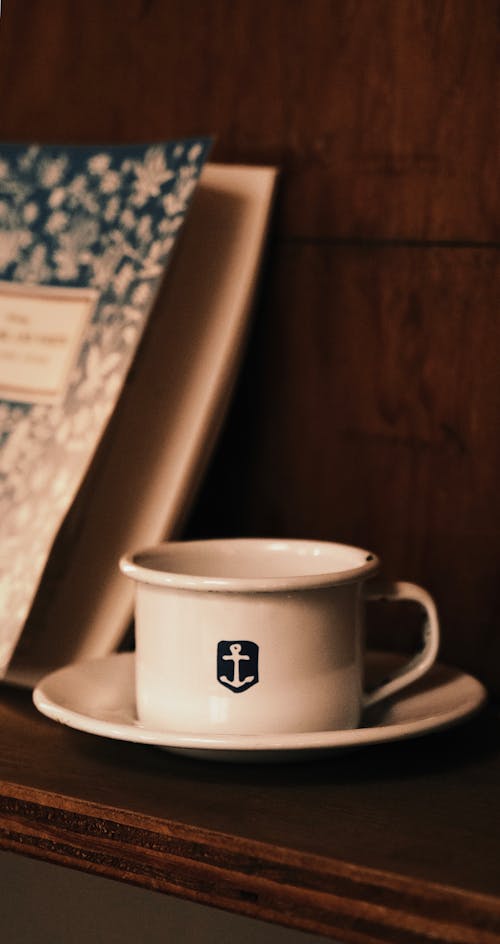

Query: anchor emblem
[217,640,259,693]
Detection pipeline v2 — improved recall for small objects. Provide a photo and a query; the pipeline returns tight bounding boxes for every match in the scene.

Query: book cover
[0,139,211,675]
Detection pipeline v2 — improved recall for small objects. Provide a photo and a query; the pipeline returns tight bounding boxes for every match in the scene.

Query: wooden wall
[0,1,498,688]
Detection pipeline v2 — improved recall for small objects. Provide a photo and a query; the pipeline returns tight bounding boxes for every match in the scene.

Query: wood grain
[1,687,500,943]
[0,0,498,685]
[0,0,497,240]
[187,244,500,689]
[0,2,499,934]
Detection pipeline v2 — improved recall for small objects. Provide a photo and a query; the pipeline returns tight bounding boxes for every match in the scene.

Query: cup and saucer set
[34,539,487,763]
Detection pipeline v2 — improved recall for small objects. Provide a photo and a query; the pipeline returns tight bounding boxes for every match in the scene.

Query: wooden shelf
[0,684,499,943]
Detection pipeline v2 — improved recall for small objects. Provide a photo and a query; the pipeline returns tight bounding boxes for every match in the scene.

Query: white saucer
[33,652,488,763]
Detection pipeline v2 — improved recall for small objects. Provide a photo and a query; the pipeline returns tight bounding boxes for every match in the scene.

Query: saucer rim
[32,652,488,754]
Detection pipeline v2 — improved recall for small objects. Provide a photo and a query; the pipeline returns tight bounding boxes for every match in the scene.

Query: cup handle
[362,579,440,709]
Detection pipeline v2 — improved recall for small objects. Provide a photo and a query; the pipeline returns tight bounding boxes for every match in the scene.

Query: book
[3,160,277,686]
[0,138,212,680]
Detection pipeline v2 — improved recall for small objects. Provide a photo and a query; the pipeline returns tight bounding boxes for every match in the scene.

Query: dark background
[0,0,498,690]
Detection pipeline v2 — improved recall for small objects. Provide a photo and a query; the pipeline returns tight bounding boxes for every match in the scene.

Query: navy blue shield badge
[217,640,259,693]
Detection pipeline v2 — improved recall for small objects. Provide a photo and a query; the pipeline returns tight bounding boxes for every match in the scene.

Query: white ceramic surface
[33,651,486,763]
[120,539,440,736]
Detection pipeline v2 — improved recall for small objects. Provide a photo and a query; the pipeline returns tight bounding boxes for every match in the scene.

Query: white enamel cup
[120,538,440,735]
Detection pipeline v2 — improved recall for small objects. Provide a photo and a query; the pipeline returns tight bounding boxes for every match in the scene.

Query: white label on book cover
[0,282,96,404]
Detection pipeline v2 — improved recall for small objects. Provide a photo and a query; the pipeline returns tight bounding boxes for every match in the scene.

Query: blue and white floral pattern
[0,139,211,673]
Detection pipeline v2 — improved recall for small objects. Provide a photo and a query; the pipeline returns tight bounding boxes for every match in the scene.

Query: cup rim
[119,538,380,592]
